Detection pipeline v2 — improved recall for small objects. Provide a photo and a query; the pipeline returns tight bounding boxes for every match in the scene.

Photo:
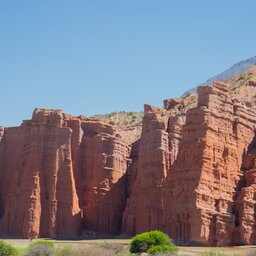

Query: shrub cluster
[129,230,177,255]
[24,241,54,256]
[239,74,253,81]
[0,240,17,256]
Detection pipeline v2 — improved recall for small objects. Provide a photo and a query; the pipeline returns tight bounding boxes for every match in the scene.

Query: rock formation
[162,82,256,246]
[122,104,184,235]
[233,134,256,245]
[123,77,256,246]
[1,67,256,245]
[0,109,133,238]
[0,109,81,238]
[79,121,130,235]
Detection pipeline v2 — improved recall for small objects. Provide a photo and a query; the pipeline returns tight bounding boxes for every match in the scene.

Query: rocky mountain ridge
[1,66,256,245]
[183,55,256,96]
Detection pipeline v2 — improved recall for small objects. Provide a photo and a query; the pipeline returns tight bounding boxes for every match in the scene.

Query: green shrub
[239,74,252,81]
[147,244,177,255]
[54,246,73,256]
[129,230,177,254]
[28,240,54,249]
[24,244,53,256]
[25,241,54,256]
[0,240,17,256]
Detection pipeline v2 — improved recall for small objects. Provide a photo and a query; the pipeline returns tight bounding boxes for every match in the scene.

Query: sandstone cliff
[0,109,135,238]
[123,67,256,245]
[1,67,256,246]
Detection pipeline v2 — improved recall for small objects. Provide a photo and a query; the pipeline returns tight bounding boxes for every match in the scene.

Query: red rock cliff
[1,73,256,245]
[123,80,256,246]
[0,109,81,238]
[0,109,133,238]
[122,103,184,235]
[79,121,131,235]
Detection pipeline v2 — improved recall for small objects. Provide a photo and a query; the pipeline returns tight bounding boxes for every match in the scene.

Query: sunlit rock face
[0,109,81,238]
[0,109,133,238]
[1,70,256,245]
[123,80,256,246]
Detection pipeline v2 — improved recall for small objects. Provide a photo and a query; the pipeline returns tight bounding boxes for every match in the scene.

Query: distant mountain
[183,55,256,96]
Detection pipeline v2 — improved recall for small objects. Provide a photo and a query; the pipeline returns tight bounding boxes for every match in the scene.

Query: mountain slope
[91,111,143,128]
[183,55,256,96]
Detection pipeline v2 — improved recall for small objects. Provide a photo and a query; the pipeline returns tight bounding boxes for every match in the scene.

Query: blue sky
[0,0,256,126]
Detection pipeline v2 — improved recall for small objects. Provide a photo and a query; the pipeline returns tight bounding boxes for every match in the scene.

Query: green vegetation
[91,111,143,128]
[129,230,177,255]
[53,246,73,256]
[0,239,250,256]
[24,244,53,256]
[28,240,54,249]
[53,241,130,256]
[24,240,55,256]
[0,240,17,256]
[147,244,177,254]
[0,240,131,256]
[239,74,252,81]
[203,251,240,256]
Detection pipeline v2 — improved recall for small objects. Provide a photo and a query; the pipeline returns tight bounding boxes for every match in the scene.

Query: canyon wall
[122,104,184,235]
[162,82,256,245]
[0,109,132,238]
[1,77,256,245]
[123,81,256,246]
[0,109,81,238]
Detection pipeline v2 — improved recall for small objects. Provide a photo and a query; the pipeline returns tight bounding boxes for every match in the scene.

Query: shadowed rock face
[122,104,184,235]
[232,135,256,245]
[1,71,256,245]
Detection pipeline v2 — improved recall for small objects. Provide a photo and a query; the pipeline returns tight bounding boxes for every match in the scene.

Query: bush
[147,244,177,255]
[24,244,53,256]
[28,240,54,249]
[0,240,17,256]
[239,74,252,81]
[54,246,73,256]
[129,230,177,254]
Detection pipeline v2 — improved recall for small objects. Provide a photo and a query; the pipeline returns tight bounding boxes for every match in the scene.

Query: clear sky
[1,0,256,127]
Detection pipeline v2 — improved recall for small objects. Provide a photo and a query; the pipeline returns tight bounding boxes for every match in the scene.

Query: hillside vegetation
[91,66,256,129]
[91,111,143,128]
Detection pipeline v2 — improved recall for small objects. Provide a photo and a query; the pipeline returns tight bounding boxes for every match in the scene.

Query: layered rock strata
[0,109,133,238]
[123,81,256,246]
[233,135,256,245]
[1,77,256,246]
[122,104,184,235]
[0,109,81,238]
[79,121,130,235]
[162,81,256,245]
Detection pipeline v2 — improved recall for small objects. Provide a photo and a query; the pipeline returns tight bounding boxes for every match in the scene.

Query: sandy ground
[178,245,256,255]
[2,238,256,255]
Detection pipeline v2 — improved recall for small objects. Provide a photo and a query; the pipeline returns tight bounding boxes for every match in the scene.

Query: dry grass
[91,111,143,128]
[2,239,256,256]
